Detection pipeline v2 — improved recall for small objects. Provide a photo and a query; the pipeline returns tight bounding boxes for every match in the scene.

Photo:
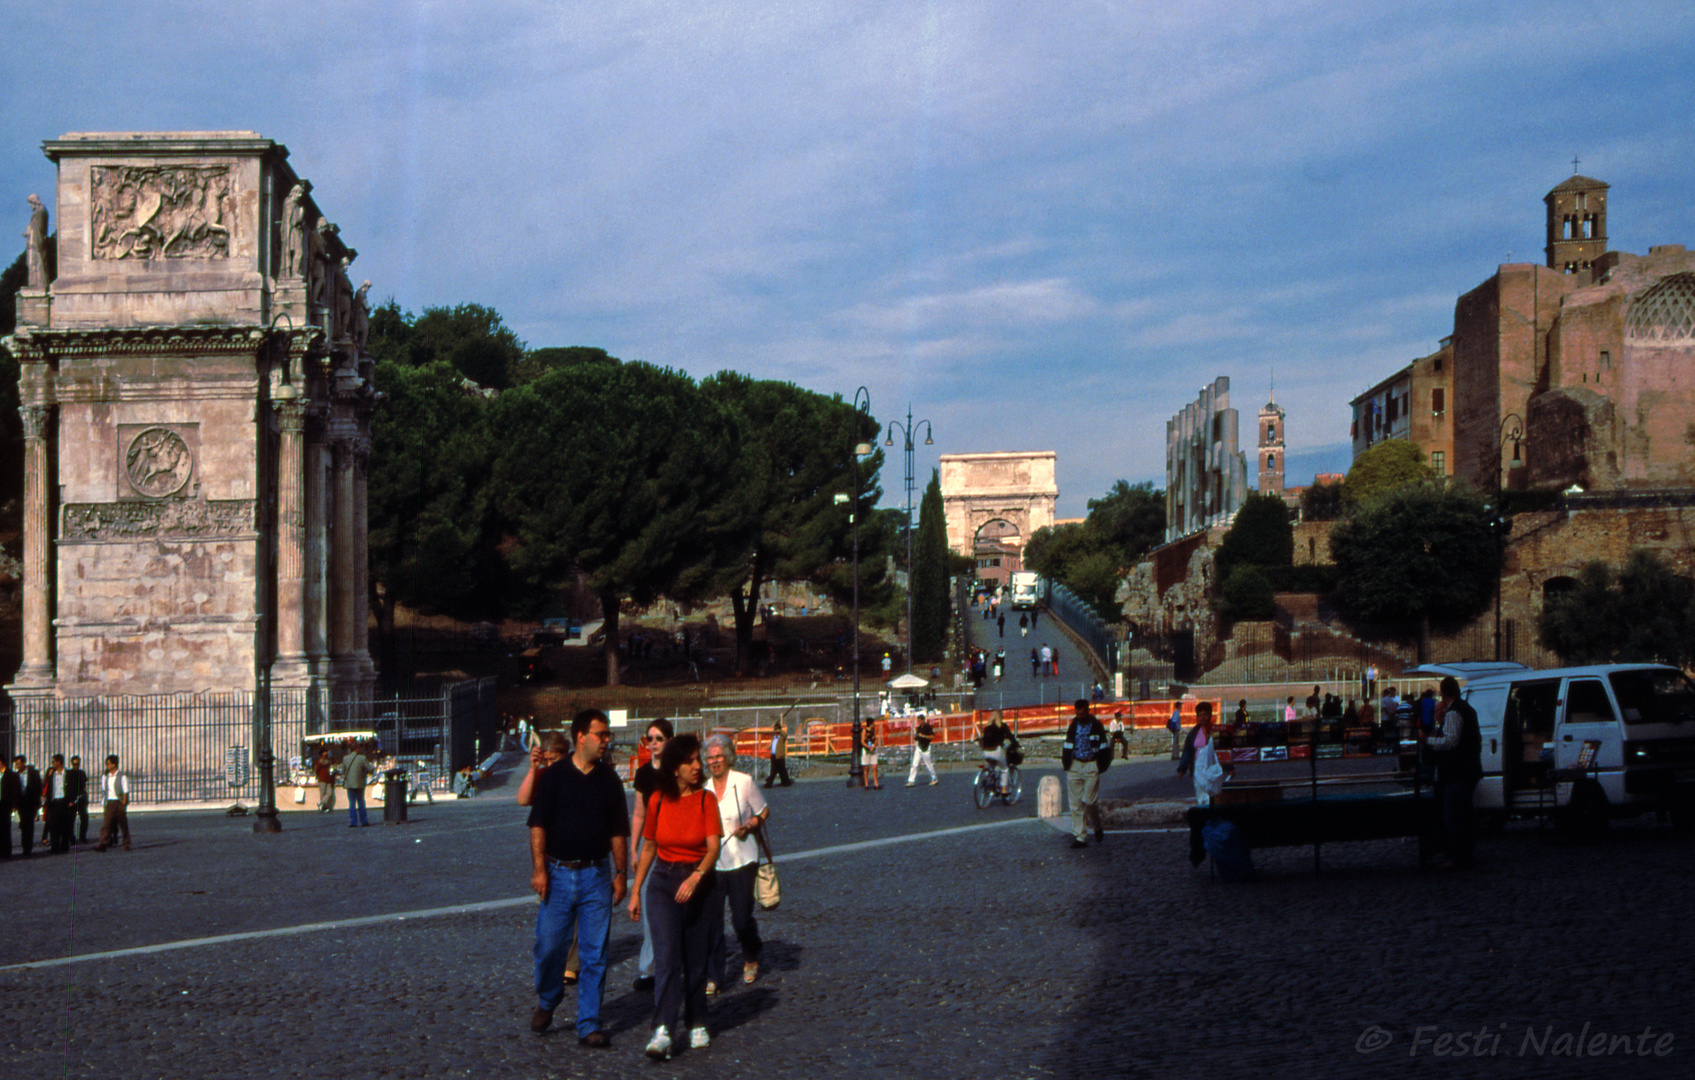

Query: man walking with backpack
[1062,700,1112,849]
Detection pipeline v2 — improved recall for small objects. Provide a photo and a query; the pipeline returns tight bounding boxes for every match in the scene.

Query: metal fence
[0,678,496,805]
[1041,578,1119,676]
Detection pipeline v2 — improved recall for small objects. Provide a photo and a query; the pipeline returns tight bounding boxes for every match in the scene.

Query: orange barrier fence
[685,699,1225,765]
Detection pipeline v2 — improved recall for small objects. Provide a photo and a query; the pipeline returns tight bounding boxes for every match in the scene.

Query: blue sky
[5,1,1694,516]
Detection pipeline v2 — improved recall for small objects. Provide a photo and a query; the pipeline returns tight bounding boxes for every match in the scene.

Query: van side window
[1512,681,1560,736]
[1564,680,1616,725]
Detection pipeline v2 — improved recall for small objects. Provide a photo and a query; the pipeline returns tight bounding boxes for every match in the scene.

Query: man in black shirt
[66,756,90,844]
[906,714,938,786]
[12,756,42,857]
[527,709,630,1046]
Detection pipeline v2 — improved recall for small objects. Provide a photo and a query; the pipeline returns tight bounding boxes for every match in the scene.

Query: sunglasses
[645,735,667,743]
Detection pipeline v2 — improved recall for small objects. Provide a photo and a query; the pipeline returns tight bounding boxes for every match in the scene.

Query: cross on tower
[1572,153,1581,174]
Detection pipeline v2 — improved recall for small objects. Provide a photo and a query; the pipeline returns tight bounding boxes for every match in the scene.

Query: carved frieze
[61,499,257,543]
[91,165,236,260]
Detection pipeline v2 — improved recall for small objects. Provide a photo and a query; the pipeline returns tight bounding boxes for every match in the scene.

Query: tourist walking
[862,717,882,789]
[342,742,373,828]
[95,755,131,852]
[526,710,629,1047]
[1062,700,1111,848]
[992,647,1005,682]
[314,750,337,813]
[704,735,767,992]
[629,719,675,993]
[630,734,722,1060]
[997,612,1005,637]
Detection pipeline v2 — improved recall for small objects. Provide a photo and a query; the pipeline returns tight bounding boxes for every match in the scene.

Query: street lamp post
[848,387,873,787]
[885,405,933,674]
[1493,413,1524,662]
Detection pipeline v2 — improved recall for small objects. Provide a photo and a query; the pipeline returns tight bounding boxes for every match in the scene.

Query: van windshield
[1609,669,1695,726]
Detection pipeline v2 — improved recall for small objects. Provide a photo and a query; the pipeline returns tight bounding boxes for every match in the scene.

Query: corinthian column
[15,404,54,686]
[271,391,310,686]
[329,437,358,681]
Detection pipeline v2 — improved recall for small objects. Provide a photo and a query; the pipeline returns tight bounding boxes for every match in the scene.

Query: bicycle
[973,760,1022,808]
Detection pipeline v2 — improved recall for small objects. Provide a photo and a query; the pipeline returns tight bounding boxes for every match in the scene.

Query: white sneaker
[905,781,915,787]
[689,1027,711,1049]
[644,1028,672,1060]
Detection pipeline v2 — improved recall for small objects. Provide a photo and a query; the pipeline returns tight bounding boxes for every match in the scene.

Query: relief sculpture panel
[91,165,235,260]
[61,499,257,543]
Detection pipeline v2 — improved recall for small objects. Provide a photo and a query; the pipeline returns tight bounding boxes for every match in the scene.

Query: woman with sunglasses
[630,733,721,1060]
[627,718,674,993]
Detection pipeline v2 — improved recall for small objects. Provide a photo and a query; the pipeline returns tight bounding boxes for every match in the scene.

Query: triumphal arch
[939,452,1058,580]
[6,132,376,705]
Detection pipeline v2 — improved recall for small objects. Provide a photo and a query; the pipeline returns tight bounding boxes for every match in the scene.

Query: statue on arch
[24,193,49,287]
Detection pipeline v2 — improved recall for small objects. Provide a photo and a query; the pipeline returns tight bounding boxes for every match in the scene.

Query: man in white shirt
[95,755,131,852]
[42,754,73,854]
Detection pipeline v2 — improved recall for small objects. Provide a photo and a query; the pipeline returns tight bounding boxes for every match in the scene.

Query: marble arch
[940,452,1058,559]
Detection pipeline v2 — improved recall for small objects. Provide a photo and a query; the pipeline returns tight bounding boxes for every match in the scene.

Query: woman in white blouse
[703,733,768,990]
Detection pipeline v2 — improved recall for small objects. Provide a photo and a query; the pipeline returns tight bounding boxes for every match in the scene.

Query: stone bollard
[1038,774,1063,818]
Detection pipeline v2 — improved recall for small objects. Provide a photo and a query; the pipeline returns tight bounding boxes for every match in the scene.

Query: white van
[1009,571,1040,611]
[1405,661,1695,829]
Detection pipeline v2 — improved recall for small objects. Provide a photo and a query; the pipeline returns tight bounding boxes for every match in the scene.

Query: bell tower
[1545,170,1608,278]
[1257,398,1285,495]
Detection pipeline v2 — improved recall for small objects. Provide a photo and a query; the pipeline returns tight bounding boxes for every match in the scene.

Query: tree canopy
[1329,483,1499,658]
[1022,479,1164,623]
[1344,440,1433,505]
[1214,492,1293,584]
[1539,550,1695,668]
[909,469,950,664]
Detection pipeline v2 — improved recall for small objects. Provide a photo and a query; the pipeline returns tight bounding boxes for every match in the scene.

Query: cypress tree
[909,470,950,663]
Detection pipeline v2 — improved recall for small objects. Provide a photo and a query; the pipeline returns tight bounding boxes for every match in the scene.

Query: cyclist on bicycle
[978,710,1018,792]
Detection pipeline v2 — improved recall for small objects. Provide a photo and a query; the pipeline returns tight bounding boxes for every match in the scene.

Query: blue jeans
[534,859,614,1037]
[346,788,368,827]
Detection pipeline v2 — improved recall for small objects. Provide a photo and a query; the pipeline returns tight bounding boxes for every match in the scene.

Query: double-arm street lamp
[1493,413,1524,662]
[885,405,933,674]
[847,387,874,787]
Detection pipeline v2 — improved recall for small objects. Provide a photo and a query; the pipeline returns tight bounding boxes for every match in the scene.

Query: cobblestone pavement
[2,767,1691,1079]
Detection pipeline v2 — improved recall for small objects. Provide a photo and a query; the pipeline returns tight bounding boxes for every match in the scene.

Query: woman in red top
[629,733,721,1060]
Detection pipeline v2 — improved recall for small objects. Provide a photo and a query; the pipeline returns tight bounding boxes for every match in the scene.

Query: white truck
[1009,571,1040,611]
[1406,661,1695,830]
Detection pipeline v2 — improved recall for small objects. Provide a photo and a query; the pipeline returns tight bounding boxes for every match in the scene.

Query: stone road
[1,762,1691,1079]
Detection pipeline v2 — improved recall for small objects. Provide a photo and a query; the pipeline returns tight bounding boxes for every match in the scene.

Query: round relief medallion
[125,427,193,498]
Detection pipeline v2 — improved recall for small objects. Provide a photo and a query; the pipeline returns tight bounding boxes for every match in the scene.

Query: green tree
[1220,564,1277,619]
[385,303,526,389]
[490,358,743,685]
[367,359,504,662]
[512,346,618,385]
[1300,478,1346,521]
[1085,480,1164,564]
[1214,492,1293,584]
[1344,440,1433,505]
[1329,483,1499,661]
[1539,550,1695,667]
[698,373,886,675]
[908,469,950,664]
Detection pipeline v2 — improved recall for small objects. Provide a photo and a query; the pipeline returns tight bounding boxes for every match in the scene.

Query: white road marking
[0,818,1047,971]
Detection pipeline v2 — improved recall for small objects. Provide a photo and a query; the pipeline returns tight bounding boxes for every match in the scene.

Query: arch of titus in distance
[5,132,376,706]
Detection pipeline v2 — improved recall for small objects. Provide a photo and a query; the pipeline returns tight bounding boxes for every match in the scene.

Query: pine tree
[909,470,951,663]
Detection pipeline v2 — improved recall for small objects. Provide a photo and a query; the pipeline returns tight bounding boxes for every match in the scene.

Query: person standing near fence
[11,756,41,857]
[0,757,17,859]
[66,756,89,844]
[42,755,72,854]
[764,721,792,789]
[95,755,131,852]
[342,743,373,828]
[906,714,938,786]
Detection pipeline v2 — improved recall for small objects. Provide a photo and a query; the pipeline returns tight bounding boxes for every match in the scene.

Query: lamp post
[848,387,873,787]
[885,405,933,674]
[1493,413,1524,662]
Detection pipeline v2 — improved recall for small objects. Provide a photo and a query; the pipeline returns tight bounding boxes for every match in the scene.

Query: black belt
[547,856,606,871]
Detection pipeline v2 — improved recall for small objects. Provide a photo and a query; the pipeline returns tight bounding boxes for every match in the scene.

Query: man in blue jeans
[527,709,630,1048]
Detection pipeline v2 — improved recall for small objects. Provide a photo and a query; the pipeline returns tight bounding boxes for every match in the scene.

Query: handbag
[1195,736,1226,805]
[752,824,780,910]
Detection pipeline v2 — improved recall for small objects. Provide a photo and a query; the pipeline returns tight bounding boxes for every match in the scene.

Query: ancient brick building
[5,132,376,702]
[1256,398,1285,495]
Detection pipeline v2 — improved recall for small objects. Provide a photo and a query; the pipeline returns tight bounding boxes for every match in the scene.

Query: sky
[5,1,1694,518]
